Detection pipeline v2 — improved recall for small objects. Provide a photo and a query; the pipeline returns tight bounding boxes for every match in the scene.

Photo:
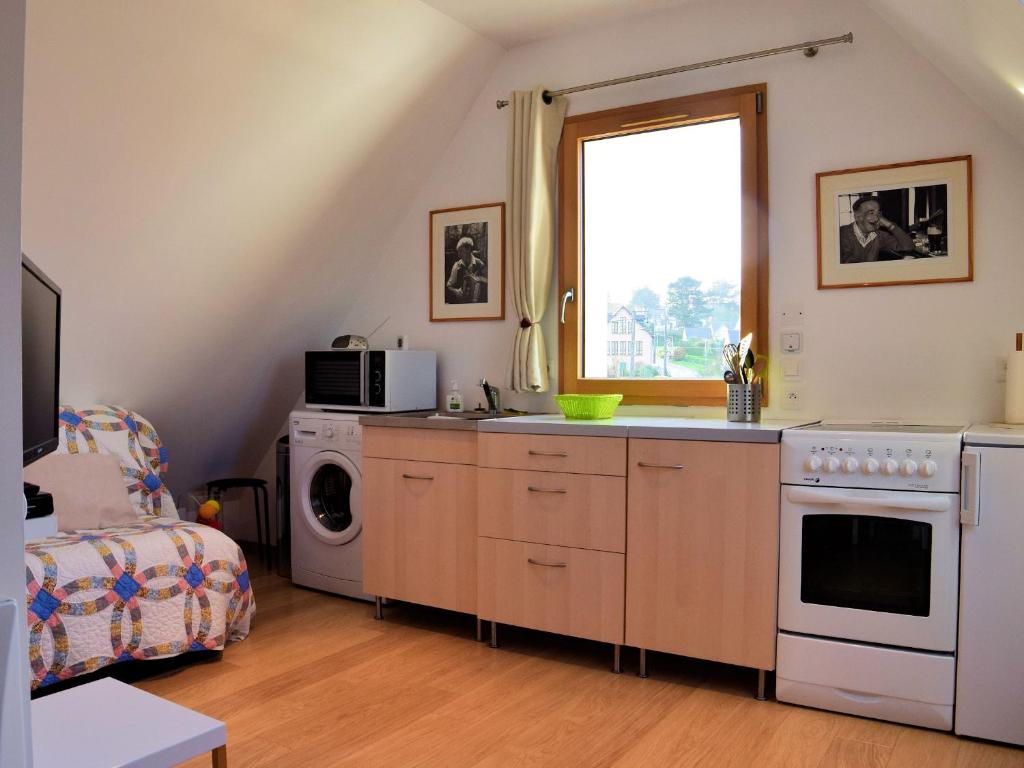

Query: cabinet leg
[612,644,622,674]
[489,621,498,649]
[755,669,768,701]
[476,617,483,643]
[374,596,383,621]
[638,648,648,679]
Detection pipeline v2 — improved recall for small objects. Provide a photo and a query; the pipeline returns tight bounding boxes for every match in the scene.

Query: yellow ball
[198,499,221,520]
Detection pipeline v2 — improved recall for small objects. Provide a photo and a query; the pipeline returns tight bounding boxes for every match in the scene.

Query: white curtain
[506,86,567,392]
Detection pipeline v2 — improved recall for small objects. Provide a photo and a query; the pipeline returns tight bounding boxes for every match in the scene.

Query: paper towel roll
[1006,351,1024,424]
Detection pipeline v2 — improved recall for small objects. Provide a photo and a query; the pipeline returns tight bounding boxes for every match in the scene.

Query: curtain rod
[495,32,853,109]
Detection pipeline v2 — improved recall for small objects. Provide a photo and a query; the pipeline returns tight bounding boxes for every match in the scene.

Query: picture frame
[429,202,505,321]
[816,155,972,290]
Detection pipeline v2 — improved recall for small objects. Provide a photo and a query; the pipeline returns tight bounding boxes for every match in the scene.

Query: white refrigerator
[958,424,1024,745]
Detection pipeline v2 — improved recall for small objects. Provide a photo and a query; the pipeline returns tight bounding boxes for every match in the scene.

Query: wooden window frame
[557,83,769,406]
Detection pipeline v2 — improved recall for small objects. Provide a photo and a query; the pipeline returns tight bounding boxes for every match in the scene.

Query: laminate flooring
[135,566,1023,767]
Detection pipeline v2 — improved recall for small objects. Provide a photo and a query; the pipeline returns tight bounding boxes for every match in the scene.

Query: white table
[32,678,227,767]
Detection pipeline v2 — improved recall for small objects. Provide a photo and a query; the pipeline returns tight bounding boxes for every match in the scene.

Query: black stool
[206,478,270,566]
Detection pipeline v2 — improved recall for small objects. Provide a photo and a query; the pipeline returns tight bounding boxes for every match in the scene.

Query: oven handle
[960,449,981,526]
[785,486,951,513]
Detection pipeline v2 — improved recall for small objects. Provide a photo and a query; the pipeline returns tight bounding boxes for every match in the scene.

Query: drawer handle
[528,450,568,457]
[401,473,434,481]
[527,558,567,568]
[527,486,567,494]
[637,462,685,470]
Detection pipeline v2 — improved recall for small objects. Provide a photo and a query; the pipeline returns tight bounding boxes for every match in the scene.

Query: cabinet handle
[528,450,568,457]
[401,473,434,481]
[637,462,685,470]
[527,486,567,494]
[527,558,567,568]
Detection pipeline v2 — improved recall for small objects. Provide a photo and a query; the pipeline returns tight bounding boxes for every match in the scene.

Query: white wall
[0,1,33,764]
[338,0,1024,425]
[21,1,502,502]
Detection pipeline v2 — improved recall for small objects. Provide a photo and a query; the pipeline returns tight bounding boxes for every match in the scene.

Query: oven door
[305,351,366,408]
[779,485,960,652]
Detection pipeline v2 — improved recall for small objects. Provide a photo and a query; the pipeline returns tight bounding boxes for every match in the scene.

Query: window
[607,341,616,355]
[558,85,768,405]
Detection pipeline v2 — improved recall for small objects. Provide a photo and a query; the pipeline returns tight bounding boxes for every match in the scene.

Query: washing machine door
[298,451,362,546]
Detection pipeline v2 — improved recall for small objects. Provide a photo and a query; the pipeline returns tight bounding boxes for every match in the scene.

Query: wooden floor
[134,566,1023,768]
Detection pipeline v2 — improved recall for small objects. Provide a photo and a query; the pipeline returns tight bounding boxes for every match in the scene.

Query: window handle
[560,288,575,324]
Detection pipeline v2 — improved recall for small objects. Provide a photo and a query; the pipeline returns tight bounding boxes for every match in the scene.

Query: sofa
[23,405,254,690]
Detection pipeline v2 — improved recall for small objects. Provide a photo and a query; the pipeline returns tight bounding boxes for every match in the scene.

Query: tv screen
[22,255,61,466]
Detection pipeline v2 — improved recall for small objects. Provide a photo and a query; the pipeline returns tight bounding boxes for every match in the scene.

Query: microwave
[305,350,437,412]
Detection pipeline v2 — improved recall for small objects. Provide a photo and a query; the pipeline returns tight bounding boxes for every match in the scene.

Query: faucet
[479,379,501,415]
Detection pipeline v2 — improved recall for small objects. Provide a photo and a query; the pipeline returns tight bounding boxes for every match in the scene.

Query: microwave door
[305,351,364,407]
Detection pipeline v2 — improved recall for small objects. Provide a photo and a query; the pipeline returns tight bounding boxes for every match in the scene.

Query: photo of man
[444,224,488,304]
[836,185,948,265]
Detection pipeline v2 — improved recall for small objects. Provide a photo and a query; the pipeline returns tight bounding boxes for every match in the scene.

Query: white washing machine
[289,410,370,600]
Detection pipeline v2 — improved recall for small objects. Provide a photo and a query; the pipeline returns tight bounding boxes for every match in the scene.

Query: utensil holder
[727,383,761,423]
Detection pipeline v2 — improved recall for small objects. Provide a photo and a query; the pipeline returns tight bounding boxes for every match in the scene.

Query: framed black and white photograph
[817,156,972,289]
[429,202,505,321]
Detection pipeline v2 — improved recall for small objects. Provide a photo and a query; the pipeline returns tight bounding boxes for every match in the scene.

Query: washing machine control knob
[323,426,335,439]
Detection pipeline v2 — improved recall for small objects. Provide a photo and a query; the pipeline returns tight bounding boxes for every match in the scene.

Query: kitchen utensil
[750,357,767,385]
[737,332,753,373]
[722,344,742,379]
[724,370,738,384]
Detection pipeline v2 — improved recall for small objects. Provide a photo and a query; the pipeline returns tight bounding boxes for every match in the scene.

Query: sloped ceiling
[419,0,698,48]
[21,1,501,496]
[865,0,1024,149]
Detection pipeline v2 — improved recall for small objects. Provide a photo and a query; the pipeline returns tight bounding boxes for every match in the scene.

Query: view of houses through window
[582,117,742,380]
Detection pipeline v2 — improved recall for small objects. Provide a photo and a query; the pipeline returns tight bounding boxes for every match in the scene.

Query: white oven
[778,484,960,652]
[776,423,964,730]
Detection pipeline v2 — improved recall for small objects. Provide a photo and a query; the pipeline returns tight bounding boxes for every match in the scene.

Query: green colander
[553,394,623,420]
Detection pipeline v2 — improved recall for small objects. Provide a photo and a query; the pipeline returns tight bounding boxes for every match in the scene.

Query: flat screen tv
[22,255,61,467]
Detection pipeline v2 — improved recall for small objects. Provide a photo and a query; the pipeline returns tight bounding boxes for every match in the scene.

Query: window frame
[557,84,769,406]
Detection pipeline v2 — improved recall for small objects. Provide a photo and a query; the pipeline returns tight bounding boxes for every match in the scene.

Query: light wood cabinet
[362,428,477,614]
[477,468,625,552]
[477,538,624,644]
[478,433,626,476]
[625,438,780,671]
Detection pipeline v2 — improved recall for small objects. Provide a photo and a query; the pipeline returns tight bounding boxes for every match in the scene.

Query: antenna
[365,316,390,340]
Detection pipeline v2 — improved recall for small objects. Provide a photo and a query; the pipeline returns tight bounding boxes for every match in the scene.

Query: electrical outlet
[781,331,802,353]
[782,389,803,410]
[397,335,408,350]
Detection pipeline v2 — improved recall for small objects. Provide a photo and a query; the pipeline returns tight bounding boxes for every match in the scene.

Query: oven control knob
[919,460,938,478]
[804,455,823,472]
[841,457,859,474]
[822,456,840,474]
[862,458,879,475]
[900,459,918,477]
[881,458,899,475]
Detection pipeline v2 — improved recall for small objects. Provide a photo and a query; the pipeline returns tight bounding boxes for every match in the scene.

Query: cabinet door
[477,538,624,644]
[478,468,625,552]
[625,439,779,669]
[362,457,476,613]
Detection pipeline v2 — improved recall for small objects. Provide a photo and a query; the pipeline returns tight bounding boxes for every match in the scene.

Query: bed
[24,406,254,690]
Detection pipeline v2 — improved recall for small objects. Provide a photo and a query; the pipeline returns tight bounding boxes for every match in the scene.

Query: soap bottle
[446,380,464,413]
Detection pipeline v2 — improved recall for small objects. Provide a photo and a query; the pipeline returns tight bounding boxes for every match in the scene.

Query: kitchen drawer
[478,468,625,552]
[362,458,476,613]
[363,426,477,465]
[477,537,624,644]
[478,433,625,476]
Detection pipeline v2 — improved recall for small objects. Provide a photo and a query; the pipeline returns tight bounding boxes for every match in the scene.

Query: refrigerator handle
[961,449,980,526]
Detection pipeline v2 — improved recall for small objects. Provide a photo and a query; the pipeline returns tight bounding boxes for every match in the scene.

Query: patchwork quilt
[25,405,254,690]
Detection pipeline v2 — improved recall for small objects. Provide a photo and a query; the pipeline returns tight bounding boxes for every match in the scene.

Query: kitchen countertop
[360,411,818,442]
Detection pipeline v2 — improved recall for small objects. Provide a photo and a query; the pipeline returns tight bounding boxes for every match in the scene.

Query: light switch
[783,359,801,379]
[781,331,802,353]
